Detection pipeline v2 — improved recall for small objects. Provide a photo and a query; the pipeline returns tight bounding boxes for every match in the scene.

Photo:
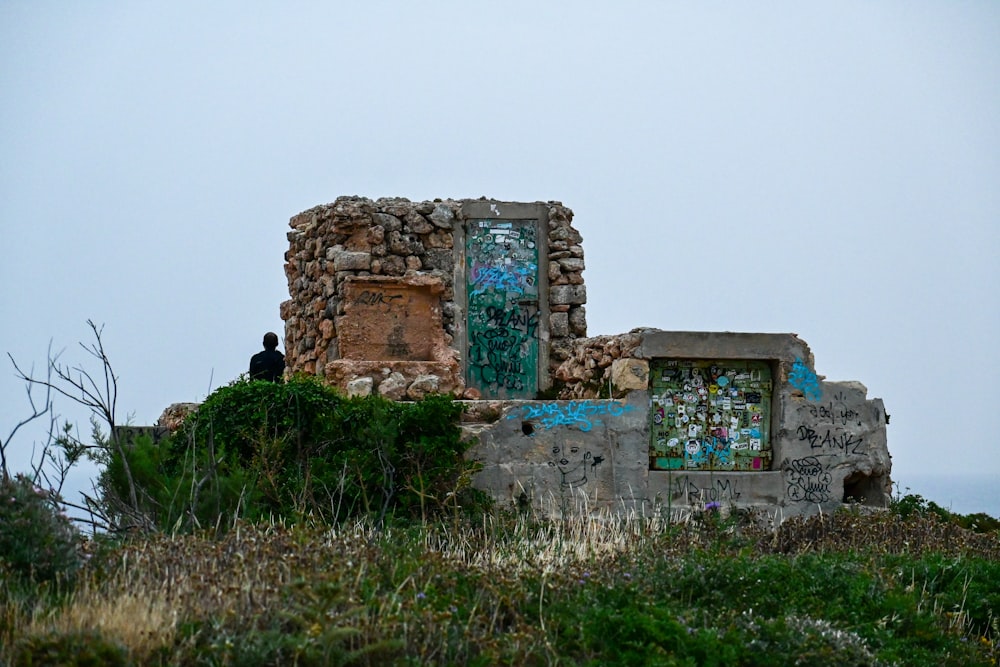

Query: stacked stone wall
[553,329,649,399]
[280,196,587,396]
[544,205,588,376]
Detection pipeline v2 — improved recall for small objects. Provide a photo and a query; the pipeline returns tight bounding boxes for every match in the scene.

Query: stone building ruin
[279,196,892,519]
[282,197,584,399]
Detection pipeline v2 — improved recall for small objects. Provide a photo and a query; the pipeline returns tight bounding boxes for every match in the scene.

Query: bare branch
[5,321,143,531]
[1,346,56,481]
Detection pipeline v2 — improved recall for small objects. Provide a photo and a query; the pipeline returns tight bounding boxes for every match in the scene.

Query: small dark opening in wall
[843,472,888,506]
[521,421,535,437]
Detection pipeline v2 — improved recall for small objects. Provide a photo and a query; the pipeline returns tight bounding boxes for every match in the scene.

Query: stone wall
[280,196,586,399]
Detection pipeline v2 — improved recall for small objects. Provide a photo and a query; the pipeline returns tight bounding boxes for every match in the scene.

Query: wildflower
[623,573,632,580]
[705,501,721,511]
[416,592,426,600]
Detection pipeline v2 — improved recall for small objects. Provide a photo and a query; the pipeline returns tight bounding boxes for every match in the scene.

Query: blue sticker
[717,376,730,387]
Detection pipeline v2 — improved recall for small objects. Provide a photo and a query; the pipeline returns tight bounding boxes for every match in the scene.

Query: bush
[102,377,490,532]
[891,491,1000,535]
[891,492,952,522]
[0,474,81,587]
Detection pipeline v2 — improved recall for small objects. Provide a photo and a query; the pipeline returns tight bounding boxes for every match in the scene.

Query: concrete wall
[466,330,891,519]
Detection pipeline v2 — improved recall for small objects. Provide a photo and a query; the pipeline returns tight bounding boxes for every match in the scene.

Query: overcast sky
[2,3,997,500]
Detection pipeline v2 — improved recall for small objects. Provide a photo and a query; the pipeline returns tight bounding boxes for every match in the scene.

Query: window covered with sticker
[650,359,773,471]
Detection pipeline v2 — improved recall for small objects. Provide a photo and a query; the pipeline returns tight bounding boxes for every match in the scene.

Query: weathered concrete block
[551,285,587,305]
[569,306,587,335]
[338,276,445,362]
[550,312,570,337]
[332,250,372,271]
[557,257,585,273]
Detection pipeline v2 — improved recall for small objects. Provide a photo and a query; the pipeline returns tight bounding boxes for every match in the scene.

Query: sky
[1,2,998,507]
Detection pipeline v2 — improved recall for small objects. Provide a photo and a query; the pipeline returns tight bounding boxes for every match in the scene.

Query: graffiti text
[796,425,864,455]
[670,475,742,503]
[511,400,634,432]
[786,456,832,503]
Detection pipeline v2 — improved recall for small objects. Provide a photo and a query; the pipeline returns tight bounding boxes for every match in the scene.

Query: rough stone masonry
[281,197,585,400]
[271,196,892,519]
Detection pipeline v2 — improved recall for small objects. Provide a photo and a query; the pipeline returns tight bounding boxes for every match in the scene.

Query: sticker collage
[650,359,773,472]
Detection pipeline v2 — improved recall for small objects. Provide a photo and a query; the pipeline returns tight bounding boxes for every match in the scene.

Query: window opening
[650,359,773,471]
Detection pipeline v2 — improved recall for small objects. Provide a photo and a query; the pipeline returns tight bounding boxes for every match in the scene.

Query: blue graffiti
[686,440,711,466]
[789,357,822,401]
[509,400,634,432]
[470,262,536,296]
[712,439,732,466]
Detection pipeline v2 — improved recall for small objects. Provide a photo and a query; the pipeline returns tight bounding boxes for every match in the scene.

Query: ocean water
[893,472,1000,518]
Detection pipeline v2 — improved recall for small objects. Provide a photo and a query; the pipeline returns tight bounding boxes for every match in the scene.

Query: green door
[650,359,773,471]
[466,219,539,399]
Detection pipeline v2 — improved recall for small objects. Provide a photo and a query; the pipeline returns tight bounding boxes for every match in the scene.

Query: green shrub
[891,492,952,522]
[955,512,1000,534]
[102,377,489,532]
[891,491,1000,535]
[0,474,81,587]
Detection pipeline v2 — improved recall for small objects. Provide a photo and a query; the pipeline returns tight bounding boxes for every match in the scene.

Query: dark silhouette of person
[249,332,285,382]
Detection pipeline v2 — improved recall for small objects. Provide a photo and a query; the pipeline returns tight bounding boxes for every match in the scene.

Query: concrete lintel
[459,201,549,220]
[342,274,446,291]
[637,331,811,364]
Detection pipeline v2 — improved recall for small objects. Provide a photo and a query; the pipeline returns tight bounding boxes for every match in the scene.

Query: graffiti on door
[466,219,539,398]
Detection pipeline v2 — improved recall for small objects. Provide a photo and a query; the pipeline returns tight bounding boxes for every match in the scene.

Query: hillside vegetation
[2,377,999,666]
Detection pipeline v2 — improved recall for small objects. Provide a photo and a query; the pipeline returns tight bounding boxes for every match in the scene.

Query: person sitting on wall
[249,332,285,382]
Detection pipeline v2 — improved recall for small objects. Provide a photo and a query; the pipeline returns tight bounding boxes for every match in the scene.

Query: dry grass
[762,508,1000,558]
[4,508,999,664]
[24,589,177,661]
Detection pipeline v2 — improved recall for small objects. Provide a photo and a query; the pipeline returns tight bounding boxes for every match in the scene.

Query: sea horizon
[892,471,1000,519]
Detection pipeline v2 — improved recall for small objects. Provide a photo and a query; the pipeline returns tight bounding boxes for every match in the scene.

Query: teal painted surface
[650,359,773,471]
[466,219,539,399]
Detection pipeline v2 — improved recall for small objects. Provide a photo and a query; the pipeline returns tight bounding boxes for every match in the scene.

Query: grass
[3,508,1000,666]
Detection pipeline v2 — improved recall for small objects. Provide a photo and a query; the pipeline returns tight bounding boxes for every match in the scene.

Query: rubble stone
[346,377,373,398]
[377,372,408,400]
[157,403,199,431]
[407,374,440,400]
